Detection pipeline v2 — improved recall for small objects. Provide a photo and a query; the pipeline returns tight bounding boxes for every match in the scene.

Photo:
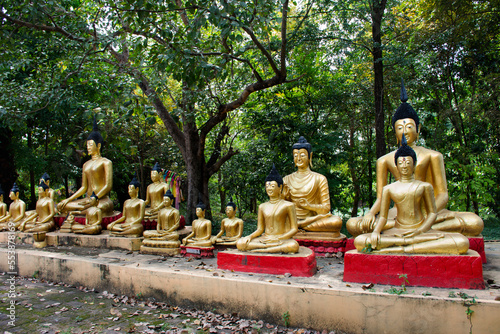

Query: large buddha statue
[211,198,244,246]
[142,190,181,248]
[70,192,103,235]
[182,200,214,248]
[0,183,27,231]
[144,162,169,220]
[236,165,299,254]
[19,182,56,233]
[347,82,483,237]
[282,137,343,239]
[57,119,114,216]
[107,175,145,237]
[0,186,7,220]
[354,137,469,254]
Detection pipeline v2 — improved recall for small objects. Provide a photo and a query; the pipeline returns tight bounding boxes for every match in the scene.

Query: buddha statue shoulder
[19,182,56,233]
[108,175,145,237]
[354,137,469,254]
[212,198,244,246]
[236,164,299,254]
[282,137,343,238]
[182,200,213,248]
[347,81,483,237]
[57,118,114,216]
[144,162,169,220]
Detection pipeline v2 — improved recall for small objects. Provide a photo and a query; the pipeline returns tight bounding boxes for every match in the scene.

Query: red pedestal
[343,250,485,289]
[54,212,122,229]
[345,236,486,263]
[180,245,214,258]
[143,216,186,230]
[217,247,317,277]
[297,239,346,257]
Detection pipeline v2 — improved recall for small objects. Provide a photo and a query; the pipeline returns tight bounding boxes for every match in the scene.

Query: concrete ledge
[1,246,499,333]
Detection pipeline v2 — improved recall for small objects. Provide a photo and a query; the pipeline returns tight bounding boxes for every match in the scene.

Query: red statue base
[343,250,485,289]
[297,239,346,257]
[217,247,317,277]
[345,236,486,263]
[180,245,214,258]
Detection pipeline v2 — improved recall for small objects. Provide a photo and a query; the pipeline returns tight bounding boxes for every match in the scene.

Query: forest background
[0,0,499,238]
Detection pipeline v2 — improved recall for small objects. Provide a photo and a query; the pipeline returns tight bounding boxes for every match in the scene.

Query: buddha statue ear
[310,152,313,168]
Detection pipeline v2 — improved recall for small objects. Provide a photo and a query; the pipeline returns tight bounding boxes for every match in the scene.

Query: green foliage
[282,311,290,327]
[384,274,409,295]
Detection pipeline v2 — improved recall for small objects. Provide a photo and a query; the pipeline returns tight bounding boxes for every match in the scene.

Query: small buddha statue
[0,186,8,221]
[211,198,244,246]
[347,81,483,237]
[71,192,103,235]
[144,162,169,220]
[182,200,213,248]
[19,182,56,233]
[236,165,299,254]
[354,137,469,254]
[57,119,114,216]
[107,175,145,237]
[283,137,343,239]
[0,183,27,231]
[142,190,181,248]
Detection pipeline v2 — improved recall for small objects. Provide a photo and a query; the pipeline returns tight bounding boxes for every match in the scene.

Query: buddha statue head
[10,182,20,201]
[195,200,206,218]
[394,136,417,177]
[392,80,421,145]
[87,117,104,156]
[151,162,162,182]
[129,174,141,198]
[163,189,175,207]
[0,185,4,202]
[226,198,237,218]
[265,164,283,197]
[40,173,50,187]
[38,181,50,198]
[292,136,313,169]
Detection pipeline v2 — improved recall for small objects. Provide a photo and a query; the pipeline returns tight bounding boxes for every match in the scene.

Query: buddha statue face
[151,170,160,182]
[38,187,46,198]
[396,156,415,178]
[87,140,101,156]
[0,194,3,202]
[265,181,282,198]
[226,205,236,218]
[128,185,139,198]
[163,195,173,207]
[195,207,206,218]
[9,191,18,201]
[293,148,310,169]
[394,118,419,145]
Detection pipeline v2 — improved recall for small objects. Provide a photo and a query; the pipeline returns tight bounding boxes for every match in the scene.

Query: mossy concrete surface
[0,242,500,333]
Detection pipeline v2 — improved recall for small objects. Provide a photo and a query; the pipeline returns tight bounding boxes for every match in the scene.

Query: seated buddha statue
[142,190,181,248]
[144,162,169,220]
[182,200,213,248]
[0,186,7,221]
[70,192,103,235]
[236,165,299,254]
[347,82,483,237]
[354,137,469,254]
[282,137,343,240]
[57,119,114,216]
[107,175,145,237]
[19,182,56,233]
[211,198,244,246]
[0,183,27,231]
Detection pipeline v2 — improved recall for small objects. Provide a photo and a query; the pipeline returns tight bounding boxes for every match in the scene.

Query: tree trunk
[218,170,226,214]
[371,0,387,159]
[0,126,18,206]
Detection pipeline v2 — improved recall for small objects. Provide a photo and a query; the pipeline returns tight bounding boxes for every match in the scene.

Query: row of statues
[0,82,484,257]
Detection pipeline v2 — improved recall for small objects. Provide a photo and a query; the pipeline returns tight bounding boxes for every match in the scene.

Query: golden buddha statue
[70,192,103,234]
[182,200,213,248]
[0,186,7,221]
[144,162,169,220]
[142,190,181,248]
[282,137,343,239]
[347,82,483,237]
[107,175,145,237]
[57,119,114,216]
[236,165,299,254]
[0,183,27,231]
[354,137,469,254]
[19,182,56,233]
[211,199,244,246]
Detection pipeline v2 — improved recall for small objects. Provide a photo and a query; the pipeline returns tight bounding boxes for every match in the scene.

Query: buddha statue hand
[260,236,282,246]
[238,236,252,248]
[297,198,311,210]
[370,231,381,250]
[358,213,377,233]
